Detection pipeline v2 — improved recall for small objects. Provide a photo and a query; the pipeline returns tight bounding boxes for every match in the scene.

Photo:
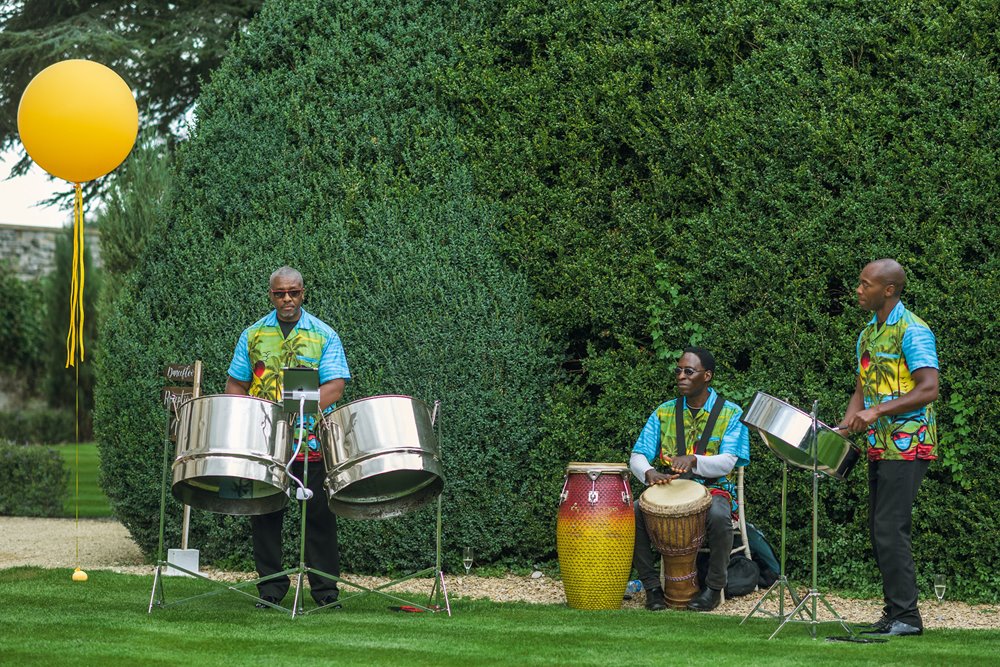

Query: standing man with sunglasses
[225,266,351,609]
[629,346,750,612]
[841,259,939,637]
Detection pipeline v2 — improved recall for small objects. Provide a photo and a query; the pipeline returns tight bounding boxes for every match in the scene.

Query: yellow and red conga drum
[638,479,712,608]
[556,462,635,610]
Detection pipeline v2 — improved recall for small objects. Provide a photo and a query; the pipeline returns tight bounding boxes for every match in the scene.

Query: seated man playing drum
[225,266,350,609]
[630,347,750,612]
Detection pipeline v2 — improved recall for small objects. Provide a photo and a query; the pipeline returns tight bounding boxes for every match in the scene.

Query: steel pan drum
[319,395,444,520]
[741,392,861,480]
[172,395,291,515]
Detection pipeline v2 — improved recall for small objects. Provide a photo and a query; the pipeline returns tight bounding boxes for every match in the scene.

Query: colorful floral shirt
[632,388,750,512]
[856,301,938,462]
[228,309,350,461]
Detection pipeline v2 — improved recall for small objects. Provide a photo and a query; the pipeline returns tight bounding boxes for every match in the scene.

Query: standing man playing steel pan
[841,259,938,637]
[630,347,750,612]
[225,266,351,609]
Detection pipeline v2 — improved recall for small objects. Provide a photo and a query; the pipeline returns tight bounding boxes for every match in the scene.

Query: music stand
[282,367,320,414]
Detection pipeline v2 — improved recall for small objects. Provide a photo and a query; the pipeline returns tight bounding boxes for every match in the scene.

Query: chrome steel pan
[740,391,861,480]
[172,394,291,515]
[319,395,444,520]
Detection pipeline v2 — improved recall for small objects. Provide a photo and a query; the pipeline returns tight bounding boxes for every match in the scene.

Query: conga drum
[638,480,712,608]
[556,462,635,610]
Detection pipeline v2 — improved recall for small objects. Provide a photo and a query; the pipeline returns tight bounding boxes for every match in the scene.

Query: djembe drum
[638,480,712,608]
[556,462,635,610]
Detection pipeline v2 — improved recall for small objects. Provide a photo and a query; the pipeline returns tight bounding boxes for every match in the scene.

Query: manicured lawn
[1,567,997,666]
[57,443,113,518]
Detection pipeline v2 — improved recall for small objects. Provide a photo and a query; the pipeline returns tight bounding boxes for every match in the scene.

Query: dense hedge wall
[96,0,553,573]
[0,441,68,516]
[449,0,999,599]
[95,0,999,600]
[0,409,75,445]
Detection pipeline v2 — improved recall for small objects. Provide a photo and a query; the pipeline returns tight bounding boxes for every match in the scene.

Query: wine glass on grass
[933,574,946,621]
[463,547,474,575]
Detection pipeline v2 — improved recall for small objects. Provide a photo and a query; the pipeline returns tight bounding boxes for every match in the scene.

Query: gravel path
[3,516,997,629]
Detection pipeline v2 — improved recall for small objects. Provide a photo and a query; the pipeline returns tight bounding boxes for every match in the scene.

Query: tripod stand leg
[742,576,787,624]
[430,570,452,617]
[148,564,165,613]
[743,462,808,626]
[768,589,814,639]
[428,492,451,615]
[818,593,855,635]
[291,567,305,618]
[291,452,309,618]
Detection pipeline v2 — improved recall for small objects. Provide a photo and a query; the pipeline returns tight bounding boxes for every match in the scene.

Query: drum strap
[674,395,726,482]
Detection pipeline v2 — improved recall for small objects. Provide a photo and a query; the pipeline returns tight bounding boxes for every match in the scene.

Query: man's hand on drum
[668,454,697,475]
[644,469,679,485]
[841,407,880,433]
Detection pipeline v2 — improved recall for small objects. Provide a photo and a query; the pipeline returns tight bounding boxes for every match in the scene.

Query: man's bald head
[857,258,907,316]
[865,259,907,297]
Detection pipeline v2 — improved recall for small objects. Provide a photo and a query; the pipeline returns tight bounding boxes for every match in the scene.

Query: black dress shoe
[318,594,342,609]
[644,587,667,611]
[254,595,281,610]
[859,613,891,632]
[687,587,722,612]
[862,620,923,637]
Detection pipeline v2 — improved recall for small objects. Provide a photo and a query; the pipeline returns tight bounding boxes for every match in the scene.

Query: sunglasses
[270,289,303,299]
[674,367,705,377]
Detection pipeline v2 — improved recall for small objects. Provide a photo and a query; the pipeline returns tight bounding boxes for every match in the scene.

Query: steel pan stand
[767,401,853,639]
[276,399,451,617]
[149,399,266,613]
[740,459,804,625]
[150,396,452,617]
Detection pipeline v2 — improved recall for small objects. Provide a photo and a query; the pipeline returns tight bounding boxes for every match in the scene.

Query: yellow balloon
[17,59,138,183]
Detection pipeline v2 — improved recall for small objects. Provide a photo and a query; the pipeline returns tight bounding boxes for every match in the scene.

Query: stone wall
[0,223,101,280]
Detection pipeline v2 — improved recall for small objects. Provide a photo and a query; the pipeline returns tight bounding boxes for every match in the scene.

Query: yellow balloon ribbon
[65,183,86,368]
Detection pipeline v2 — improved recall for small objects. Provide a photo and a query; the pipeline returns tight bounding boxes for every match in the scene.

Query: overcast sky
[0,151,73,228]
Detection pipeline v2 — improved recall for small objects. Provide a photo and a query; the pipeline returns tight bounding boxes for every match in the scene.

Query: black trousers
[633,494,734,592]
[251,460,340,603]
[868,458,929,628]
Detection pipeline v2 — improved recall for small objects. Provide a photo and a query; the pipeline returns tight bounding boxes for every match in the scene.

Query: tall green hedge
[0,441,68,516]
[95,0,999,601]
[449,0,999,599]
[0,409,75,445]
[95,0,553,573]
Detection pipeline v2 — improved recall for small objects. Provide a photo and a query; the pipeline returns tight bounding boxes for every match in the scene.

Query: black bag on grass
[695,552,760,597]
[723,555,759,597]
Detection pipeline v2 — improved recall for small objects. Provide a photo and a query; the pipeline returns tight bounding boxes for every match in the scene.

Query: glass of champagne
[463,547,474,575]
[934,573,946,621]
